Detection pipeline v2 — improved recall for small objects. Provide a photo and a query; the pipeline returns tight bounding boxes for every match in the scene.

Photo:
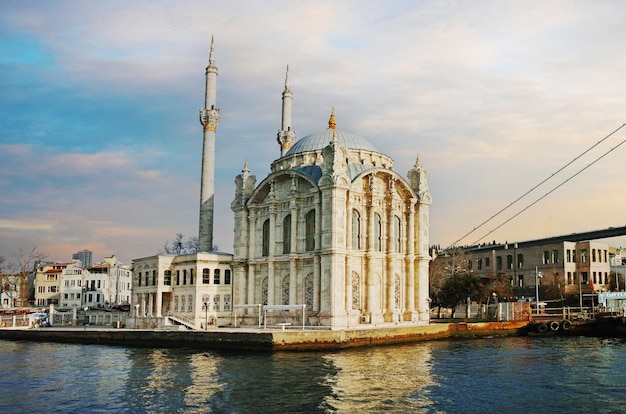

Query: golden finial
[328,107,336,130]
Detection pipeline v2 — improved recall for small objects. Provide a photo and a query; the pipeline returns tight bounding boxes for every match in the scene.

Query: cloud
[2,0,626,264]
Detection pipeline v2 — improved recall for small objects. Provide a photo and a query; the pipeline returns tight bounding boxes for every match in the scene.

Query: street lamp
[134,304,140,329]
[535,266,543,315]
[84,307,89,330]
[204,301,210,331]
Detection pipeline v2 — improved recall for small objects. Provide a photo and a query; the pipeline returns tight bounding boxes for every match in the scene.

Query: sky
[1,0,626,266]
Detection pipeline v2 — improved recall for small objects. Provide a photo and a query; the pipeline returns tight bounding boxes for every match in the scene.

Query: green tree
[439,271,480,318]
[429,248,472,318]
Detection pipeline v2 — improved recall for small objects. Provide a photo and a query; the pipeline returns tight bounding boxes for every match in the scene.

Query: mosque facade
[132,40,432,329]
[231,69,432,327]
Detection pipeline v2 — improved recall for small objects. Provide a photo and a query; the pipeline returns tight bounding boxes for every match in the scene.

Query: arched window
[224,269,231,285]
[262,219,270,256]
[214,269,220,285]
[352,210,361,250]
[394,216,401,253]
[202,268,210,284]
[305,210,315,251]
[374,213,382,251]
[283,214,291,254]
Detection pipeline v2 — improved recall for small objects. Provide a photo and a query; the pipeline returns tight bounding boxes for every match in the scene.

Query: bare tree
[161,234,200,255]
[1,247,47,308]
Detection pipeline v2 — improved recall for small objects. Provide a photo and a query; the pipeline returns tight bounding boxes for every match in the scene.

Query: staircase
[167,313,198,330]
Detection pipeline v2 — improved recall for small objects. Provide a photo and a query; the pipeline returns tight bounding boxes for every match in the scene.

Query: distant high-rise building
[72,249,93,267]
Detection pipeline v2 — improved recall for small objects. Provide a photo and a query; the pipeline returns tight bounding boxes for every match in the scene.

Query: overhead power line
[448,123,626,248]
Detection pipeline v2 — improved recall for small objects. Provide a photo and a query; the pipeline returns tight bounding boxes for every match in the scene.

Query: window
[152,270,156,285]
[518,275,524,287]
[176,270,180,285]
[183,269,187,285]
[517,253,524,269]
[592,249,597,262]
[145,273,149,286]
[374,213,382,251]
[352,210,361,250]
[581,249,588,263]
[485,257,490,267]
[224,269,231,285]
[181,295,185,312]
[283,214,291,254]
[224,294,231,311]
[164,270,171,286]
[496,256,502,271]
[188,295,193,312]
[203,269,210,284]
[543,251,550,264]
[214,269,220,285]
[138,272,142,287]
[305,210,315,251]
[478,258,482,270]
[553,250,559,263]
[262,219,270,256]
[567,249,571,262]
[190,269,194,285]
[213,294,220,312]
[573,250,577,263]
[507,255,513,270]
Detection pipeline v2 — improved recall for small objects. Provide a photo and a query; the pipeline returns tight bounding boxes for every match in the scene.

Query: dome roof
[285,128,380,156]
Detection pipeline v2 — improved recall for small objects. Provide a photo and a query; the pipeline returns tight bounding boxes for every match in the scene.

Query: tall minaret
[277,65,296,156]
[198,37,220,252]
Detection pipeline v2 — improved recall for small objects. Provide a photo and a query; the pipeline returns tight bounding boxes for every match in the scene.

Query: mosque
[131,39,432,329]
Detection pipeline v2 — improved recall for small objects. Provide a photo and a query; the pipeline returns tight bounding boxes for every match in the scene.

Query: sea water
[0,336,624,413]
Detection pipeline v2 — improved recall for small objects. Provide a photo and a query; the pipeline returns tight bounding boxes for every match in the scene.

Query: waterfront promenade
[0,321,529,351]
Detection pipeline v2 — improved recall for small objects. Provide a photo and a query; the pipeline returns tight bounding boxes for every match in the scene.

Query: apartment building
[461,239,611,294]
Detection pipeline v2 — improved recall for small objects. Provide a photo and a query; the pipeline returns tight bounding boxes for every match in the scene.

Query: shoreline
[0,321,531,351]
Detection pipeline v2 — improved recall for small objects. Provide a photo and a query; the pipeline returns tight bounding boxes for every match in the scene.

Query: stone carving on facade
[199,105,221,132]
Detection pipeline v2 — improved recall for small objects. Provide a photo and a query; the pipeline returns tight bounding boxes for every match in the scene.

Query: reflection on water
[1,336,625,413]
[185,352,225,411]
[322,344,435,413]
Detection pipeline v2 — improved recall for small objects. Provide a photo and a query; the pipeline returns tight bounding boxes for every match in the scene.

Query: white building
[132,39,432,329]
[132,252,233,327]
[231,71,432,328]
[58,256,132,309]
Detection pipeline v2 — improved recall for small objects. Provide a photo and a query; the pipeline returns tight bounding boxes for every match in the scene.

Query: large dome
[285,128,380,156]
